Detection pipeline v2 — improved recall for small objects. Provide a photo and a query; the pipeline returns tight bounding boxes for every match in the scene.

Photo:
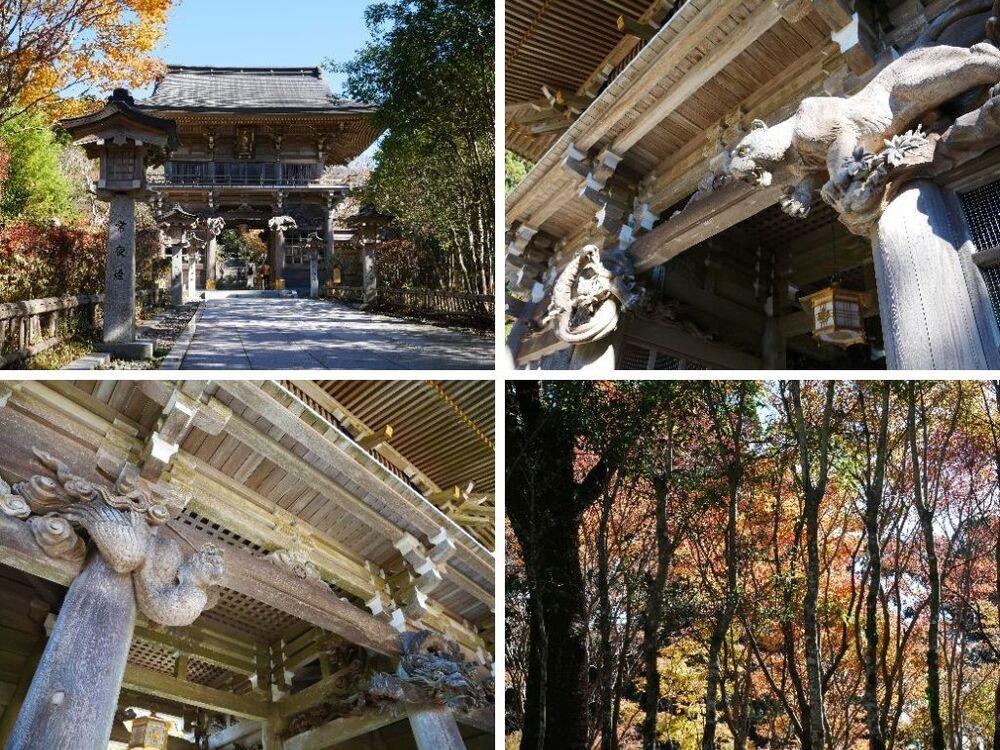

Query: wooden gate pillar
[872,179,1000,369]
[407,706,467,750]
[1,450,225,750]
[6,553,136,750]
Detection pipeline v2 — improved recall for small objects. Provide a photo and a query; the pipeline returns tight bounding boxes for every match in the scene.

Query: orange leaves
[1,0,174,123]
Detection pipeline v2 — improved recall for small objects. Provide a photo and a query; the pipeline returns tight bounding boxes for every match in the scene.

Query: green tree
[506,150,531,194]
[0,111,73,222]
[332,0,494,294]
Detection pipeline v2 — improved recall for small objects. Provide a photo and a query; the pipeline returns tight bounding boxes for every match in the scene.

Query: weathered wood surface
[207,718,261,749]
[0,514,81,586]
[8,553,136,750]
[122,664,268,720]
[407,706,468,750]
[370,289,494,321]
[164,521,402,657]
[872,180,999,369]
[282,712,399,750]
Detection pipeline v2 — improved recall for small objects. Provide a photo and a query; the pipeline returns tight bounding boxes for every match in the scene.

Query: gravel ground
[97,303,199,370]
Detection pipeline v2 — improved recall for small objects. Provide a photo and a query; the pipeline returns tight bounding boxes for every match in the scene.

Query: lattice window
[619,342,682,370]
[959,178,1000,253]
[960,179,1000,331]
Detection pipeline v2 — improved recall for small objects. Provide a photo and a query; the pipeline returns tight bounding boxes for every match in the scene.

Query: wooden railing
[373,288,494,321]
[0,288,169,369]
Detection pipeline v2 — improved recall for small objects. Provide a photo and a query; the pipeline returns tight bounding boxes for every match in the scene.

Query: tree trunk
[8,552,136,750]
[641,479,674,750]
[598,497,615,750]
[862,485,885,750]
[702,626,725,750]
[907,385,946,750]
[520,585,546,750]
[538,519,590,750]
[804,493,826,750]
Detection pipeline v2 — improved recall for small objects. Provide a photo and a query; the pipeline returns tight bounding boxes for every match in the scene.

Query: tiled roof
[141,66,375,113]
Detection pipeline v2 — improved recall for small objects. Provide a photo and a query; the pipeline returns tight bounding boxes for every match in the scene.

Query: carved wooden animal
[727,42,1000,217]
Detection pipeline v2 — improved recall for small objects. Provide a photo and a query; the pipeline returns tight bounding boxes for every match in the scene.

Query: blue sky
[134,0,374,98]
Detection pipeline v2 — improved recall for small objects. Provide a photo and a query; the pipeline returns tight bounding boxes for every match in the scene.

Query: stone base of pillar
[98,340,154,360]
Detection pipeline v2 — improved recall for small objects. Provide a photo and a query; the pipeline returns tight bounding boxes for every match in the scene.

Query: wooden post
[406,706,467,750]
[0,639,45,747]
[7,553,137,750]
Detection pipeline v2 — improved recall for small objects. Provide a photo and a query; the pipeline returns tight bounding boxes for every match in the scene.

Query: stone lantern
[128,714,172,750]
[799,285,870,348]
[157,205,199,307]
[60,89,179,360]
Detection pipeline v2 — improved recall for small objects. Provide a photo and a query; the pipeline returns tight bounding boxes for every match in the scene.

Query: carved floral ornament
[543,244,643,344]
[0,449,223,627]
[268,215,298,233]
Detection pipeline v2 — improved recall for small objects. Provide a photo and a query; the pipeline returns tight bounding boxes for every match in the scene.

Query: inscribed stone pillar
[186,254,198,302]
[7,554,136,750]
[310,256,319,299]
[872,179,1000,369]
[170,249,184,307]
[362,243,377,306]
[407,707,467,750]
[103,194,137,344]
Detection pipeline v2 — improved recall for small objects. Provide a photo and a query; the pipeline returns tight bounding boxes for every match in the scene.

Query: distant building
[142,66,379,291]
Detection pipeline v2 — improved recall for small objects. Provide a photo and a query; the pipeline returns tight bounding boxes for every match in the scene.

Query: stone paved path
[174,297,493,370]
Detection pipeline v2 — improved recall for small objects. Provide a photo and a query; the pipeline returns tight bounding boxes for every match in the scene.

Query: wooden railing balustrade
[0,288,168,368]
[322,285,365,304]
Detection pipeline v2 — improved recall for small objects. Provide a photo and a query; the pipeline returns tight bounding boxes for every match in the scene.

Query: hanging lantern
[128,713,172,750]
[799,285,870,347]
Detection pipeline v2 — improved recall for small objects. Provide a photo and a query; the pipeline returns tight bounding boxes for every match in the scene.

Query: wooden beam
[134,624,256,676]
[282,713,399,750]
[611,1,783,154]
[358,425,393,451]
[164,522,402,657]
[275,665,358,719]
[122,664,269,720]
[624,318,763,369]
[578,0,744,151]
[617,14,658,41]
[208,719,261,749]
[630,176,787,272]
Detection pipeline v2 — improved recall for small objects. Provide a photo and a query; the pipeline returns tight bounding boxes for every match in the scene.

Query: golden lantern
[799,285,870,348]
[128,713,172,750]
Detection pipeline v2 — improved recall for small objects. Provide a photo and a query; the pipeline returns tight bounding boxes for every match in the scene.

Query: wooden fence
[323,286,364,304]
[0,288,168,369]
[323,286,493,322]
[374,289,494,320]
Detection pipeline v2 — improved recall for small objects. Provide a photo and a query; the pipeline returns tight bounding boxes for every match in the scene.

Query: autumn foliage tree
[0,0,173,126]
[506,380,1000,750]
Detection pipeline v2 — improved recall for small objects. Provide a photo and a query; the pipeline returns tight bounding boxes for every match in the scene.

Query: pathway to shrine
[172,296,493,369]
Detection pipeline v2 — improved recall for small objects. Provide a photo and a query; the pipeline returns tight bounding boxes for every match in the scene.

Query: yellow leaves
[6,0,175,122]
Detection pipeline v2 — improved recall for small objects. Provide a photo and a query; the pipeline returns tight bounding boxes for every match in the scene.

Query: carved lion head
[728,119,777,187]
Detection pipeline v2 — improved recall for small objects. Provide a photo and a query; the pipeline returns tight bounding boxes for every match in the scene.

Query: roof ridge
[165,65,322,76]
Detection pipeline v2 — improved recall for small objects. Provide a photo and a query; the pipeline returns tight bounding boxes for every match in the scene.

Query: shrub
[0,221,104,303]
[0,112,75,223]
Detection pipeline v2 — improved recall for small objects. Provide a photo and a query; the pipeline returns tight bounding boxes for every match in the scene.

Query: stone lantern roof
[58,88,180,156]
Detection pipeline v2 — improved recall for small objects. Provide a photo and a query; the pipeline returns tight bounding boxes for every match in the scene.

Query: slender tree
[782,380,836,750]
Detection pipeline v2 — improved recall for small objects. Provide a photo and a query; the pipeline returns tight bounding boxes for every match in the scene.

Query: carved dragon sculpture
[268,215,298,233]
[725,41,1000,229]
[0,449,223,627]
[543,244,642,344]
[356,631,493,712]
